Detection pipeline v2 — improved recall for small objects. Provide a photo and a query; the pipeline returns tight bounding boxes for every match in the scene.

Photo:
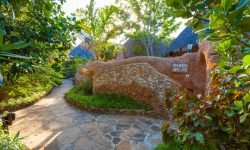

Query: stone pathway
[10,79,163,150]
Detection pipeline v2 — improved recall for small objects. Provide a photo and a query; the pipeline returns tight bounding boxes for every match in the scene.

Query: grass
[65,86,153,111]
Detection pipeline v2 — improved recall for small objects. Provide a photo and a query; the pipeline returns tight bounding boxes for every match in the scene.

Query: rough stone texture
[93,63,180,113]
[198,40,220,95]
[10,79,163,150]
[76,40,219,96]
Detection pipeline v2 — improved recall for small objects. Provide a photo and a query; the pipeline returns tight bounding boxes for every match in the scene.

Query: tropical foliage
[0,121,24,150]
[0,0,75,110]
[0,130,24,150]
[66,82,153,111]
[75,0,128,60]
[160,0,250,149]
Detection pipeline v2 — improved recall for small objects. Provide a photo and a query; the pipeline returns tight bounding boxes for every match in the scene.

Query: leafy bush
[0,122,24,150]
[0,68,63,111]
[77,79,93,95]
[65,86,153,110]
[132,45,147,56]
[161,61,249,149]
[0,131,24,150]
[160,0,250,149]
[154,142,179,150]
[67,57,90,73]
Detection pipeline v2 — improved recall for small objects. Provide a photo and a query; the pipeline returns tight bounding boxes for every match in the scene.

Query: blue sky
[62,0,186,45]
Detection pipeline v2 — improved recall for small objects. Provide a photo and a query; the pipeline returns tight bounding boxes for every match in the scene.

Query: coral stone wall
[75,41,220,114]
[93,63,181,114]
[75,41,219,95]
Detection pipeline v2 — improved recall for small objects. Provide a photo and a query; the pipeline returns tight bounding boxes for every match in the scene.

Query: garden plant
[159,0,250,149]
[0,0,249,149]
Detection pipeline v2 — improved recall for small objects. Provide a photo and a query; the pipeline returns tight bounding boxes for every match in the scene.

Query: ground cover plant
[65,81,153,111]
[0,119,24,150]
[0,130,24,150]
[0,72,62,112]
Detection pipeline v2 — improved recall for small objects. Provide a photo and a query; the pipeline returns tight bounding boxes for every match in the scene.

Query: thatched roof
[166,26,198,53]
[69,44,94,59]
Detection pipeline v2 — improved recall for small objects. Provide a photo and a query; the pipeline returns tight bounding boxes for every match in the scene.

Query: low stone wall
[75,41,219,95]
[93,63,181,114]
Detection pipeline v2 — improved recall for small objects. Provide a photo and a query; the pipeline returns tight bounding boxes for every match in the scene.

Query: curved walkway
[10,79,163,150]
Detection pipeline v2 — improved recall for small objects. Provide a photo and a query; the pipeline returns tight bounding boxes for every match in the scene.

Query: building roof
[166,26,199,52]
[69,44,94,59]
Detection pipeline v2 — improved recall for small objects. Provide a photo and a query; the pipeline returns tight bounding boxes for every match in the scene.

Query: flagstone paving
[10,79,163,150]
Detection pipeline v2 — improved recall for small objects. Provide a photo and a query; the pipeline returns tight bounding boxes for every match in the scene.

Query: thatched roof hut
[69,43,94,59]
[166,26,199,57]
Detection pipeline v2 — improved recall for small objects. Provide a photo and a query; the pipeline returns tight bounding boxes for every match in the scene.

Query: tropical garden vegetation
[159,0,250,149]
[0,0,77,111]
[65,80,153,111]
[0,0,249,149]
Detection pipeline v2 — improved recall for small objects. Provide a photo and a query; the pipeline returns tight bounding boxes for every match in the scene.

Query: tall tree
[117,0,179,56]
[76,0,129,60]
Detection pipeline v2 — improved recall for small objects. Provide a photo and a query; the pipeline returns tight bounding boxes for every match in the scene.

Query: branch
[243,32,250,40]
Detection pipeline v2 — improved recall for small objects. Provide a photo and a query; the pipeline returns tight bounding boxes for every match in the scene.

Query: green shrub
[0,67,63,111]
[67,57,89,73]
[154,142,180,150]
[78,79,93,95]
[65,86,153,110]
[132,45,146,56]
[161,63,250,149]
[0,122,24,150]
[0,131,24,150]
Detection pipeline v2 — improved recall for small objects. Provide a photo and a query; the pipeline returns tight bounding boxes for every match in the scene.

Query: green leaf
[191,115,198,121]
[204,115,212,120]
[183,130,191,142]
[174,10,192,18]
[229,0,249,20]
[0,27,5,45]
[194,120,200,127]
[2,42,31,51]
[0,52,31,59]
[234,101,243,108]
[172,2,182,9]
[242,48,250,54]
[1,0,7,5]
[243,55,250,68]
[243,94,250,102]
[236,17,250,32]
[234,81,240,87]
[240,113,249,123]
[51,64,61,72]
[194,132,204,144]
[226,109,235,117]
[229,65,241,73]
[209,13,225,29]
[221,0,234,12]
